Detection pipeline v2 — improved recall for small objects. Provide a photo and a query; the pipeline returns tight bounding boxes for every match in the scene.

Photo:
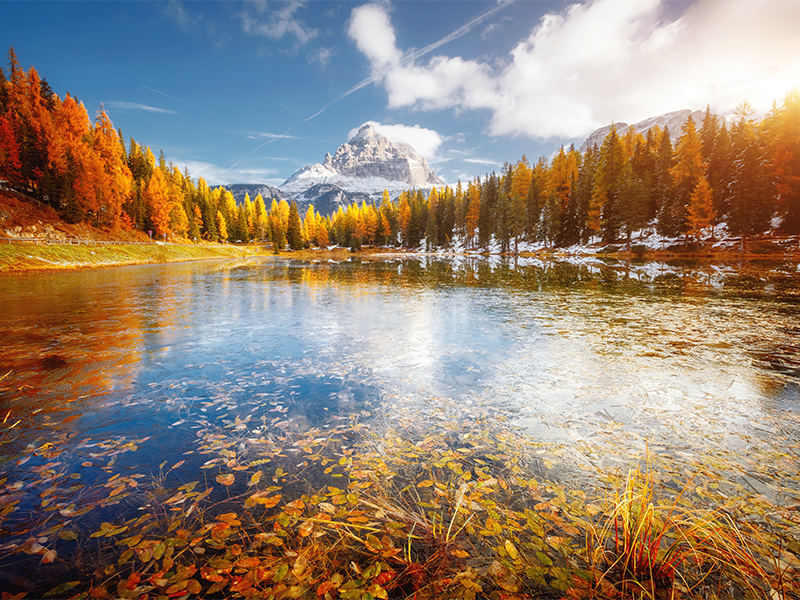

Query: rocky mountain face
[276,123,443,212]
[580,109,717,152]
[321,123,442,187]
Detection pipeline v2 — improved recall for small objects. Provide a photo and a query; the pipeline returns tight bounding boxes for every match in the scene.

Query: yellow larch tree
[144,168,171,238]
[686,176,715,241]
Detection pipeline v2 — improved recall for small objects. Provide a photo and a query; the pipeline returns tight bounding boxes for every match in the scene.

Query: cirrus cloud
[106,102,177,115]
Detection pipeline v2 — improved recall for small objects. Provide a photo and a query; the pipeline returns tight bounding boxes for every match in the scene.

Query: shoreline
[0,242,273,275]
[2,241,800,275]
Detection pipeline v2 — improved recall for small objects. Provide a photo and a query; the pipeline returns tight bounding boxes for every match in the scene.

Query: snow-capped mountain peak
[280,122,443,196]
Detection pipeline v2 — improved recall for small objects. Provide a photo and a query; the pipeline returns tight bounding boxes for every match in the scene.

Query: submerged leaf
[216,473,235,486]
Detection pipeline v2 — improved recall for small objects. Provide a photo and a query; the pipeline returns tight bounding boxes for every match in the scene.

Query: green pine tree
[286,201,304,250]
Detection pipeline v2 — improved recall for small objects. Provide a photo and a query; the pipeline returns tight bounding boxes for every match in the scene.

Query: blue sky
[3,0,800,187]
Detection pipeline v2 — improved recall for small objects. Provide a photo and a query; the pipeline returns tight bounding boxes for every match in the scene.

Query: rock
[280,123,443,196]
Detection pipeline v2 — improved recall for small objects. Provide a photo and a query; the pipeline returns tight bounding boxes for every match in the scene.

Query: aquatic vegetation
[1,405,798,600]
[577,467,797,599]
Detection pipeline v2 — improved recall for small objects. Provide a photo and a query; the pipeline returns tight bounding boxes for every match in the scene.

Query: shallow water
[1,255,800,594]
[2,256,799,460]
[1,256,800,572]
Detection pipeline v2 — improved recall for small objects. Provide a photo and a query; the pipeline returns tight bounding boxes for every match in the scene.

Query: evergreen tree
[286,201,304,250]
[539,190,560,247]
[770,90,800,233]
[575,145,597,243]
[525,159,546,241]
[591,124,626,242]
[728,104,773,250]
[699,105,719,163]
[439,186,456,247]
[465,180,481,249]
[632,134,657,221]
[478,173,498,249]
[557,172,581,247]
[654,127,677,239]
[425,187,439,250]
[707,123,733,237]
[495,188,513,253]
[617,162,649,249]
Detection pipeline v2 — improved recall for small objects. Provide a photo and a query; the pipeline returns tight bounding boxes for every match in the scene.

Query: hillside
[0,192,272,273]
[0,191,150,244]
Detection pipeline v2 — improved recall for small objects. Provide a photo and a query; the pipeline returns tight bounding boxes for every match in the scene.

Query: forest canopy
[2,47,799,251]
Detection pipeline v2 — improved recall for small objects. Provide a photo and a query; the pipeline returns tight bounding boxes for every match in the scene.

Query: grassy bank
[0,242,273,274]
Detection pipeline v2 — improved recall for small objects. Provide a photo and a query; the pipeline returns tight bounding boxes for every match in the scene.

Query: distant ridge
[580,109,722,152]
[223,183,288,204]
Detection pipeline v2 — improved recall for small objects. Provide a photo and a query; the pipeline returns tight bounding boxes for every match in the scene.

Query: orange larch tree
[92,107,132,229]
[144,167,171,238]
[670,115,707,241]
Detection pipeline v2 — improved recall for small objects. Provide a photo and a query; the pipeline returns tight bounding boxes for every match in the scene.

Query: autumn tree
[0,113,21,184]
[670,115,706,243]
[144,167,171,238]
[92,107,132,229]
[4,49,55,200]
[686,176,715,241]
[397,192,412,247]
[166,165,188,238]
[254,194,268,241]
[509,157,532,252]
[216,210,228,242]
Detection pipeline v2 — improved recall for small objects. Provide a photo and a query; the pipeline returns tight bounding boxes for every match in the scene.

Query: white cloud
[349,0,800,140]
[175,159,280,186]
[310,46,336,68]
[346,121,444,160]
[348,3,401,68]
[160,0,225,44]
[241,0,318,47]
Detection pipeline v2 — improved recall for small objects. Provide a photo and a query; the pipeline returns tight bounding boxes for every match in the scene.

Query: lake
[1,255,799,596]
